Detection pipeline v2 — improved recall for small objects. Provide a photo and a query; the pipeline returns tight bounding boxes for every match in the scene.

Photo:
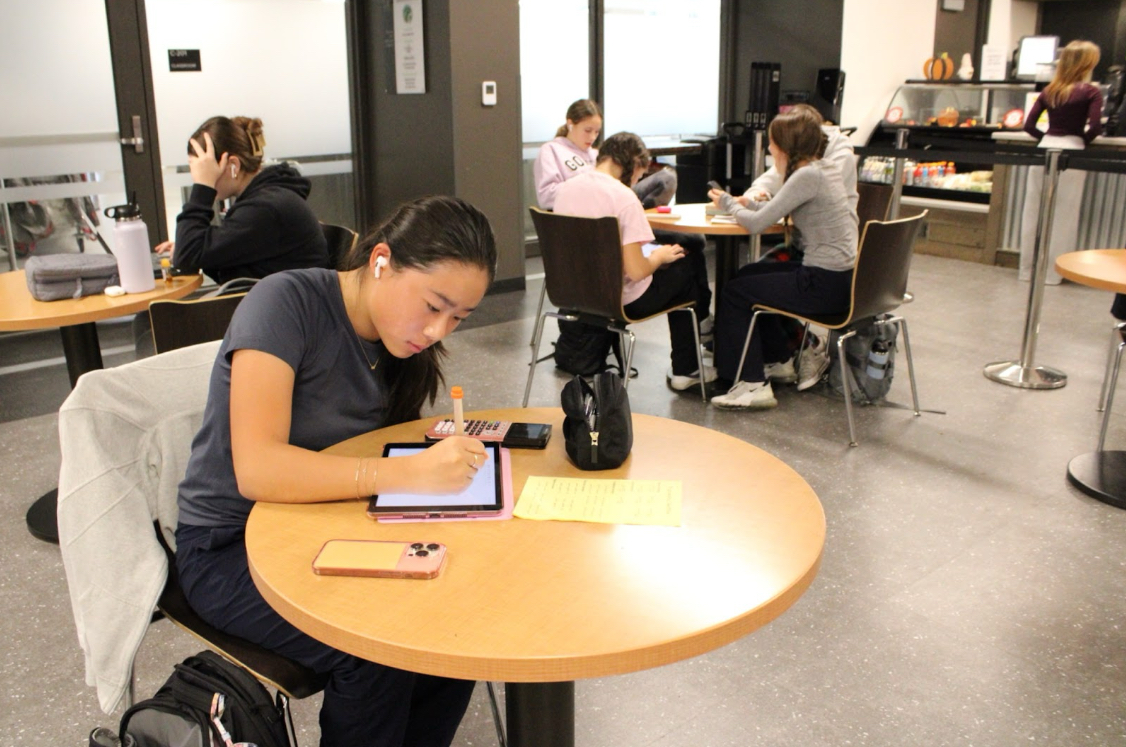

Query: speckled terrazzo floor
[1,251,1124,746]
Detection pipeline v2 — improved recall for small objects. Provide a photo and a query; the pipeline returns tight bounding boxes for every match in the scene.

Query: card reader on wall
[482,81,497,106]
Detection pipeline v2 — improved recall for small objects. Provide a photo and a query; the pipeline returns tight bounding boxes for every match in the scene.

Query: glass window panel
[146,0,354,236]
[1,2,127,266]
[520,0,590,144]
[603,0,720,138]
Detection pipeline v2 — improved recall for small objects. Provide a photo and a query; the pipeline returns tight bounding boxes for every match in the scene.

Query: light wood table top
[1055,250,1126,293]
[0,269,201,331]
[247,407,825,683]
[645,203,751,236]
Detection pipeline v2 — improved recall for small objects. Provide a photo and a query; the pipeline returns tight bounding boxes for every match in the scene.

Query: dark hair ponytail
[341,196,498,426]
[595,132,651,188]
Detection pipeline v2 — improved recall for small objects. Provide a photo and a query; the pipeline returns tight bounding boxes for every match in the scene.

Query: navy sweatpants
[714,261,853,383]
[175,524,475,747]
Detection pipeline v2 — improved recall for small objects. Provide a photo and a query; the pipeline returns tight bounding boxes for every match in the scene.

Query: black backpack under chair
[119,651,294,747]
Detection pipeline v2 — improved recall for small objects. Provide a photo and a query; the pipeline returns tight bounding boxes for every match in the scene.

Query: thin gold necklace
[355,334,380,371]
[350,283,380,371]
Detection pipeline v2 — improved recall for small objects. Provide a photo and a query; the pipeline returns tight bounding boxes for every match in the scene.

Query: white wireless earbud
[230,165,237,178]
[374,256,388,279]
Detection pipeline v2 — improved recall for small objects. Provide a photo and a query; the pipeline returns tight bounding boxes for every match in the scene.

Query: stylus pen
[451,386,465,436]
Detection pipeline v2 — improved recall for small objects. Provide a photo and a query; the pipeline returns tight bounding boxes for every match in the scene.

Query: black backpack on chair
[119,651,293,747]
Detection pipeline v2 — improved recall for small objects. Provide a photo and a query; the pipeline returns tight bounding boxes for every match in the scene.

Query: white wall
[840,0,937,144]
[146,0,350,166]
[987,0,1039,50]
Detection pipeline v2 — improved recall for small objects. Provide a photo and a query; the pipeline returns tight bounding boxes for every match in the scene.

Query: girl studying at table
[174,195,495,747]
[708,110,858,410]
[156,116,329,283]
[554,132,715,391]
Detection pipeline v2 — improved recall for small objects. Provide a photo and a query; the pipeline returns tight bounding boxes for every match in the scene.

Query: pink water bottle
[104,195,155,293]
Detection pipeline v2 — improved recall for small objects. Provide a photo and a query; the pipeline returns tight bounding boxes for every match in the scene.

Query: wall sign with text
[393,0,426,94]
[168,49,201,72]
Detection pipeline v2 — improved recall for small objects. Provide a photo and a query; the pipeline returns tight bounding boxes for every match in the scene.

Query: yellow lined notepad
[514,476,681,526]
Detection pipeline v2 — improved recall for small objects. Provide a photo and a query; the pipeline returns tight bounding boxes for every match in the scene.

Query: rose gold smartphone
[311,540,447,579]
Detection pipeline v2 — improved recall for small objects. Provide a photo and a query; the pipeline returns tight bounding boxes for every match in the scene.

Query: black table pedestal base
[506,681,575,747]
[1067,451,1126,510]
[27,489,60,543]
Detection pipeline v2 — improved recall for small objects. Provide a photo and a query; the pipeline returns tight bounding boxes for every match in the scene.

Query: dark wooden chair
[148,293,246,354]
[733,212,927,446]
[321,222,359,271]
[523,207,707,404]
[856,182,894,228]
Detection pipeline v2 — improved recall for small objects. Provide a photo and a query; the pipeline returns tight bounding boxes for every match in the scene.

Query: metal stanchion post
[888,128,908,220]
[983,148,1067,389]
[749,129,765,261]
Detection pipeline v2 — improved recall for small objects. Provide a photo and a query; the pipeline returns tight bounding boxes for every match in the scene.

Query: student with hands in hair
[174,195,496,747]
[155,116,328,283]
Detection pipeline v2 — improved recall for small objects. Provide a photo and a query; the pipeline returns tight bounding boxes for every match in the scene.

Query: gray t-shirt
[721,159,858,272]
[177,268,389,528]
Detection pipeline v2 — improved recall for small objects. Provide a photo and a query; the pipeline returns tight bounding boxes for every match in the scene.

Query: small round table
[246,407,825,747]
[1055,249,1126,510]
[0,268,203,540]
[646,203,780,306]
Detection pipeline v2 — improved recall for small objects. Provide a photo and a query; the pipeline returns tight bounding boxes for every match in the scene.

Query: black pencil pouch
[561,372,633,470]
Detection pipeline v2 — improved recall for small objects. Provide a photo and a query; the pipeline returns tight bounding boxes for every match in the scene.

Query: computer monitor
[1015,35,1059,79]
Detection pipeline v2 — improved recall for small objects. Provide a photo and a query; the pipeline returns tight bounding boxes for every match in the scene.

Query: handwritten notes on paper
[514,476,681,526]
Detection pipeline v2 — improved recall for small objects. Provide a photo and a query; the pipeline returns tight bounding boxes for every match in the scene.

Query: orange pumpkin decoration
[923,53,955,81]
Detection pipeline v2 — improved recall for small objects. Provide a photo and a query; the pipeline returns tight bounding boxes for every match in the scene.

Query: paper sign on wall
[393,0,426,94]
[980,44,1008,82]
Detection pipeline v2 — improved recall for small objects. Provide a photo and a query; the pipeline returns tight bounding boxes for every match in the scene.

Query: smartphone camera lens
[426,543,440,551]
[415,549,429,557]
[411,543,424,550]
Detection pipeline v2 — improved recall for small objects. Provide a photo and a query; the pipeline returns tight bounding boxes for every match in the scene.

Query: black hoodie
[172,163,330,284]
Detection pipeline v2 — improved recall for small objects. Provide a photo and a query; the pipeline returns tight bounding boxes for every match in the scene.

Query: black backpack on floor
[120,651,293,747]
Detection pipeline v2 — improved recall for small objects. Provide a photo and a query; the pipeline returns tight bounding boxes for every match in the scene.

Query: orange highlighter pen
[451,386,465,435]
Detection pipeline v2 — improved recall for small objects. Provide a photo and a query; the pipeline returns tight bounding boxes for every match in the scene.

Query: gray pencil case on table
[24,254,120,301]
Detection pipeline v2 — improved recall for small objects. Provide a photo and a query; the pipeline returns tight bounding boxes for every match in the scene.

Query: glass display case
[862,80,1037,203]
[881,81,1034,130]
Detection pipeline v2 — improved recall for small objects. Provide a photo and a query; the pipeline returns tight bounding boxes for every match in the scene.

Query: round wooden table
[247,407,825,747]
[0,268,202,540]
[646,203,781,306]
[1056,249,1126,510]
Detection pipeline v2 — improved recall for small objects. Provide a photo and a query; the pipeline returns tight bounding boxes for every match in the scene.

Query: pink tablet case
[376,447,514,523]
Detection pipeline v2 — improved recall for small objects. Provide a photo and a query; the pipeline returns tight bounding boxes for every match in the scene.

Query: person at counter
[1020,40,1103,285]
[174,196,495,747]
[707,110,857,410]
[555,132,716,391]
[155,116,328,284]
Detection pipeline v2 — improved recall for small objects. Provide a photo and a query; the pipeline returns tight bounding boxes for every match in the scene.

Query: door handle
[119,115,144,154]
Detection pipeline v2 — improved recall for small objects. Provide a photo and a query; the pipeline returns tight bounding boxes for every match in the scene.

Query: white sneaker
[667,365,718,391]
[797,338,830,392]
[763,357,797,385]
[710,380,777,410]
